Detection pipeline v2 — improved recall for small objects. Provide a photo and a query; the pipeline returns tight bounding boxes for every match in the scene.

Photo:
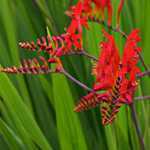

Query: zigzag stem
[88,16,149,73]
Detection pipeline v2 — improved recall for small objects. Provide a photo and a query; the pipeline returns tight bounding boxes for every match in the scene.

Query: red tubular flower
[93,0,112,25]
[82,0,93,15]
[120,29,141,104]
[75,29,141,125]
[93,29,120,91]
[66,1,89,34]
[66,1,90,49]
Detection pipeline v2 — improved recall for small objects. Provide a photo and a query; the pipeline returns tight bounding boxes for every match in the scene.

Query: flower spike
[0,57,51,75]
[74,92,98,112]
[75,29,142,125]
[19,33,84,58]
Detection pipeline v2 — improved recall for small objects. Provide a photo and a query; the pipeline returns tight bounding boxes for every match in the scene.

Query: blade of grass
[0,72,52,150]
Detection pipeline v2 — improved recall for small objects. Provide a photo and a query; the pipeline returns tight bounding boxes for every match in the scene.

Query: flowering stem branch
[88,16,149,73]
[61,69,93,92]
[134,95,150,101]
[129,104,145,150]
[82,51,98,61]
[136,70,150,78]
[136,51,149,74]
[88,16,127,38]
[66,50,98,61]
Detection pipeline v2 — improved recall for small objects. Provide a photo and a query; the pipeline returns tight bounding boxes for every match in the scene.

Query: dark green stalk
[129,104,145,150]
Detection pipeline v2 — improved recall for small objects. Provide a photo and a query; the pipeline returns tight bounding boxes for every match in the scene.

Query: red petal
[117,0,125,27]
[93,30,120,88]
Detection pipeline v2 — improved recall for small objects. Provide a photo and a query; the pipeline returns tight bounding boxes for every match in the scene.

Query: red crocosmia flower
[71,33,83,49]
[63,33,82,51]
[93,29,120,91]
[93,0,112,26]
[67,1,89,34]
[19,32,83,59]
[66,1,89,50]
[82,0,93,15]
[119,29,141,104]
[122,29,141,71]
[74,29,141,125]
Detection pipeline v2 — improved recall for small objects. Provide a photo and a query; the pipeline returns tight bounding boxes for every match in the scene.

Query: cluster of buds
[0,56,51,74]
[0,0,147,126]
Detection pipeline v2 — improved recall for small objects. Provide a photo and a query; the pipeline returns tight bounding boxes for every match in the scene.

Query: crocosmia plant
[75,29,141,125]
[0,0,149,149]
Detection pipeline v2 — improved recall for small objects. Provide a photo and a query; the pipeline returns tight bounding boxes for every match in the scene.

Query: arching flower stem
[129,104,145,150]
[60,68,150,102]
[88,16,127,38]
[64,50,98,61]
[136,70,150,78]
[61,68,94,92]
[134,95,150,101]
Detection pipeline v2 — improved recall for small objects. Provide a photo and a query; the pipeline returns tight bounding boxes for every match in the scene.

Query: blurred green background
[0,0,149,150]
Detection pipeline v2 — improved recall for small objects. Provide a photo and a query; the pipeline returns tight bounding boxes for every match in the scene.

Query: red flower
[82,0,93,15]
[75,29,141,125]
[93,29,120,91]
[66,1,90,50]
[66,1,89,34]
[93,0,112,25]
[64,33,83,50]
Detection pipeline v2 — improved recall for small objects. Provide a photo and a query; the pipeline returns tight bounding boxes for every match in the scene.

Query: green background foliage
[0,0,149,150]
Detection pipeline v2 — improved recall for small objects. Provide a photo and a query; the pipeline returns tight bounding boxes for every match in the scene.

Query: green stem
[61,69,93,92]
[134,95,150,101]
[129,104,145,150]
